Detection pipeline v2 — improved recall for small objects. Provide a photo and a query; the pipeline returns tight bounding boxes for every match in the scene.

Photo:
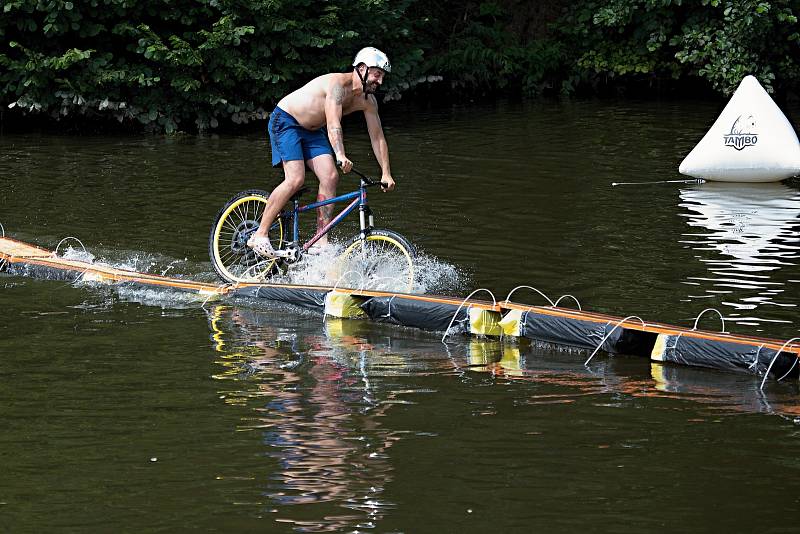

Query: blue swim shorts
[268,106,333,167]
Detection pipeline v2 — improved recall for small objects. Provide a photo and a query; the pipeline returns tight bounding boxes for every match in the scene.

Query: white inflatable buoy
[679,75,800,182]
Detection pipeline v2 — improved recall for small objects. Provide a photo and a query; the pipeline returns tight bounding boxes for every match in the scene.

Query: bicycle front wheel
[338,229,415,292]
[209,189,287,283]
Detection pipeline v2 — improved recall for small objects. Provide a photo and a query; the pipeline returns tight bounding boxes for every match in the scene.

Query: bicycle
[209,167,416,291]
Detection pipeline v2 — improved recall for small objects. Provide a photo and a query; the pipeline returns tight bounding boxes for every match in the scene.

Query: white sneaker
[247,235,291,259]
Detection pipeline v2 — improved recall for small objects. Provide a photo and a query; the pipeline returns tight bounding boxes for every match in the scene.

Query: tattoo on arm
[332,85,344,105]
[327,85,345,155]
[329,126,345,155]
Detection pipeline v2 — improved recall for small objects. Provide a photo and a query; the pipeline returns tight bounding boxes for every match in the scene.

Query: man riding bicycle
[248,47,396,259]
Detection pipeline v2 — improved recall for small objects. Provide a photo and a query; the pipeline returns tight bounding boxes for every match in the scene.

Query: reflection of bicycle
[209,167,415,289]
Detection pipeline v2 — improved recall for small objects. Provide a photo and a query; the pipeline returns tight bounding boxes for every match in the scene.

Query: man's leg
[306,154,339,247]
[250,160,305,254]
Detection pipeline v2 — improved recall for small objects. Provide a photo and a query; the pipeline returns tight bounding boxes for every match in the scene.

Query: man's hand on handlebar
[336,157,353,173]
[380,175,396,192]
[337,159,394,191]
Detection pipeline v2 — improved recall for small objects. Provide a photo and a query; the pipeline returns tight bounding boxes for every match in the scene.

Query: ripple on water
[679,181,800,329]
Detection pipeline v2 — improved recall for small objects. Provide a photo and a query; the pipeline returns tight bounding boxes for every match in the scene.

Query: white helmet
[352,47,391,73]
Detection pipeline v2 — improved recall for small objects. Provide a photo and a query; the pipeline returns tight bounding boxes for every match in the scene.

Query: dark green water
[3,100,800,532]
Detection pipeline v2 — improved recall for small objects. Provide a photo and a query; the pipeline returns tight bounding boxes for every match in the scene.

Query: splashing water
[270,243,345,288]
[409,252,466,294]
[269,241,467,294]
[60,246,95,263]
[109,252,196,279]
[116,285,213,310]
[49,238,467,306]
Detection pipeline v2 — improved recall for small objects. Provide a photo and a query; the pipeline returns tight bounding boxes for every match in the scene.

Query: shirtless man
[248,47,395,258]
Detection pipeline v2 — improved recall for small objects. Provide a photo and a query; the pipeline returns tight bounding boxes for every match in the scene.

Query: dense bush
[559,0,800,95]
[1,0,799,132]
[0,0,427,132]
[415,2,566,95]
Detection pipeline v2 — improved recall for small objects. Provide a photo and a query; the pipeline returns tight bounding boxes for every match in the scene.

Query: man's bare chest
[340,95,365,116]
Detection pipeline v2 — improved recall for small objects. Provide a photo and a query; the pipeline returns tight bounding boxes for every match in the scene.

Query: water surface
[2,99,800,532]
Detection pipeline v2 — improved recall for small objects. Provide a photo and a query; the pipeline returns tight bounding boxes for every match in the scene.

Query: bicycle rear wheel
[209,189,288,283]
[337,229,415,292]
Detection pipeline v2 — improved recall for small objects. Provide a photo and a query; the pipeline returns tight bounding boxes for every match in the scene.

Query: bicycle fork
[357,186,375,239]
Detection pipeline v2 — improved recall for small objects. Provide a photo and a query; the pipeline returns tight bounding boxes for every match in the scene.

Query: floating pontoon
[2,235,798,384]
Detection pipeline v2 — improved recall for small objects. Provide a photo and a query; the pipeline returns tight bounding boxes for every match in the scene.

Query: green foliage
[0,0,426,132]
[670,0,800,93]
[559,0,800,95]
[2,0,800,132]
[419,1,566,95]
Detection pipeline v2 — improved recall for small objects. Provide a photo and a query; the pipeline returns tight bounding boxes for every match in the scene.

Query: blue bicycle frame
[278,174,378,252]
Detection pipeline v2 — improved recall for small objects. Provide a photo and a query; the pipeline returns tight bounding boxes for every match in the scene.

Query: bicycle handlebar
[337,161,387,189]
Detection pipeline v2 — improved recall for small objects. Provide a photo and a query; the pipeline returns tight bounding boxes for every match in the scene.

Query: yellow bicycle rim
[340,234,414,292]
[212,195,283,282]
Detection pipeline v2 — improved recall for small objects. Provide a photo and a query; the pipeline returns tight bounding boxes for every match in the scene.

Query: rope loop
[0,222,5,238]
[668,332,684,351]
[760,337,800,390]
[584,315,645,366]
[54,236,87,257]
[692,308,727,333]
[200,285,229,311]
[554,294,582,310]
[381,294,397,320]
[503,285,554,307]
[748,344,765,372]
[442,288,497,344]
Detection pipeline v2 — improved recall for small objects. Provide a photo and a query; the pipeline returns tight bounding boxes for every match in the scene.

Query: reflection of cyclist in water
[213,306,395,531]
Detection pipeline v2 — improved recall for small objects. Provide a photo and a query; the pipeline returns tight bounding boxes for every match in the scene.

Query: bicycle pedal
[277,244,301,262]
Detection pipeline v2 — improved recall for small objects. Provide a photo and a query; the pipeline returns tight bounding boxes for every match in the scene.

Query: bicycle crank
[280,243,302,263]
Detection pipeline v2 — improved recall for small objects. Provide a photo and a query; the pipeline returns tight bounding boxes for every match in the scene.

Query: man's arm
[364,97,394,191]
[325,80,351,172]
